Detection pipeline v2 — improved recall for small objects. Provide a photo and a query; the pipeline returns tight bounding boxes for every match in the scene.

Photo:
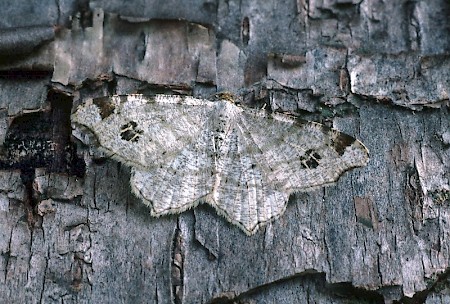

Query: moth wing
[72,94,216,170]
[73,95,369,235]
[130,111,217,215]
[237,109,369,193]
[210,108,368,234]
[211,124,290,235]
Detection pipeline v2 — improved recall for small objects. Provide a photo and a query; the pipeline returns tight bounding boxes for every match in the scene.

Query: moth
[72,94,369,235]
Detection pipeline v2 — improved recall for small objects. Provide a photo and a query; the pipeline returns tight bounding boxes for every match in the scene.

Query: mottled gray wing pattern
[236,109,369,193]
[211,122,289,234]
[209,106,368,234]
[72,95,216,170]
[72,95,369,235]
[130,113,217,215]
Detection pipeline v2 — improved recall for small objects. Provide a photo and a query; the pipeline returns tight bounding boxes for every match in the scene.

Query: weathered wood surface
[0,1,449,303]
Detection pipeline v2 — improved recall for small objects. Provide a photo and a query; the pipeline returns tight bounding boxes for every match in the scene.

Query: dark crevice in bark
[208,272,385,304]
[172,219,184,304]
[136,82,193,96]
[351,92,450,112]
[48,90,73,174]
[0,70,52,79]
[73,0,93,29]
[241,16,250,46]
[38,255,49,303]
[0,88,85,226]
[395,268,450,304]
[0,89,85,177]
[48,90,86,177]
[20,168,38,227]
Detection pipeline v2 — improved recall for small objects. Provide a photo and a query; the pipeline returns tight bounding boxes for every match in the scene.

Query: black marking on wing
[93,97,116,119]
[120,121,143,142]
[330,131,355,156]
[300,149,322,169]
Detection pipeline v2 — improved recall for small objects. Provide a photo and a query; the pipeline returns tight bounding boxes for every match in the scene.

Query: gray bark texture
[0,0,449,303]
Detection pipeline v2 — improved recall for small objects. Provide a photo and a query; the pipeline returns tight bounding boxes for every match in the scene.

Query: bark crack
[398,267,450,303]
[38,255,49,304]
[207,272,385,304]
[172,218,184,304]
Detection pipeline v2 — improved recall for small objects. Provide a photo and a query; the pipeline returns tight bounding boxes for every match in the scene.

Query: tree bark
[0,0,449,303]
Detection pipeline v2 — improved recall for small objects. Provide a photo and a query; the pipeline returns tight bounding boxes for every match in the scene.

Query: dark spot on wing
[120,121,143,142]
[330,132,356,156]
[296,121,357,156]
[300,149,321,169]
[93,97,115,119]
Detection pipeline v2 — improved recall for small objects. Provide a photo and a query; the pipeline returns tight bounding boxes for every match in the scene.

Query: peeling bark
[0,0,449,303]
